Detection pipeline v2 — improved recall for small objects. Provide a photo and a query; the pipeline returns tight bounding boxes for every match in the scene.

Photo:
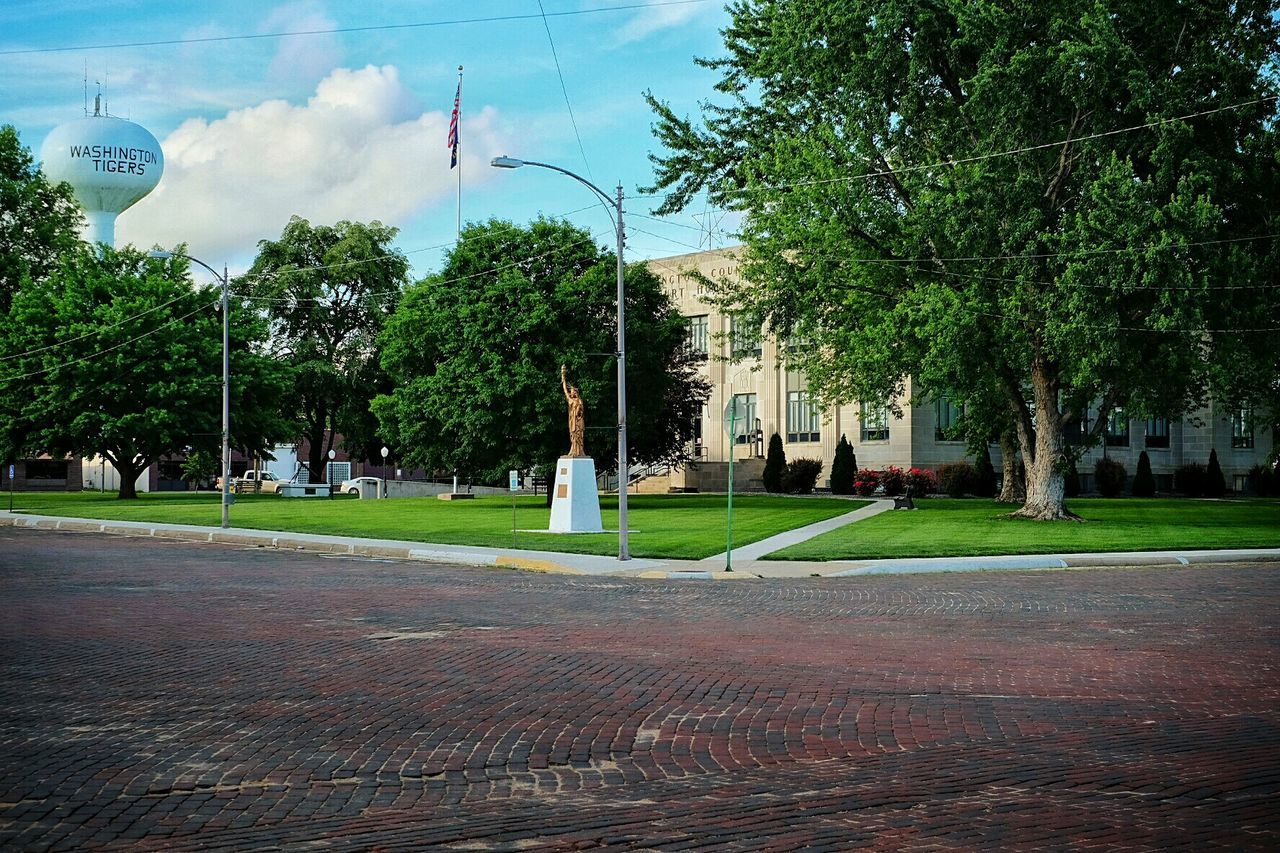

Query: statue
[561,364,586,458]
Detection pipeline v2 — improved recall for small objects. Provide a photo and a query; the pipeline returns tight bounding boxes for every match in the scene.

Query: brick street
[1,527,1277,850]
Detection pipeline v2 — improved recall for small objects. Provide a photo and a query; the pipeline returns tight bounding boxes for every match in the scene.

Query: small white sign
[509,470,519,492]
[7,464,12,479]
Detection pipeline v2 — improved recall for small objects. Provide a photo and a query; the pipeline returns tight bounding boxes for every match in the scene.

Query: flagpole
[456,65,463,242]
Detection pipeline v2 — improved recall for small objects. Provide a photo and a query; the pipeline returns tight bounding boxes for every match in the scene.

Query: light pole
[327,448,336,499]
[491,156,630,560]
[380,446,389,498]
[150,251,231,529]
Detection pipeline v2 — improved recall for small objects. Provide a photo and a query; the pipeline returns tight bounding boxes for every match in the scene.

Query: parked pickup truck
[216,471,287,493]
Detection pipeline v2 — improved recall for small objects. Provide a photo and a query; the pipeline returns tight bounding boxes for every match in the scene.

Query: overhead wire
[0,0,717,56]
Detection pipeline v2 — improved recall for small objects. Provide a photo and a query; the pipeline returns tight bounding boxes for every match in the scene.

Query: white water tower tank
[40,100,163,247]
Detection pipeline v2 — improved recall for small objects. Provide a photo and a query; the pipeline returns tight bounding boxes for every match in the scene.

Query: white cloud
[612,0,710,46]
[117,64,508,263]
[262,1,345,87]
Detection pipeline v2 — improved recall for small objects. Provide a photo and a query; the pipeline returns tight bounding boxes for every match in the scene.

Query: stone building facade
[647,248,1275,492]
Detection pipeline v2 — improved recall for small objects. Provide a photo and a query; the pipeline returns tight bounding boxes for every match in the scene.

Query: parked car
[339,476,383,496]
[215,470,286,493]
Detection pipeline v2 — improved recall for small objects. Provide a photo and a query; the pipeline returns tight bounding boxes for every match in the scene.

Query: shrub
[762,433,786,493]
[1248,463,1277,497]
[880,465,906,496]
[1175,463,1207,497]
[1063,457,1081,498]
[905,467,937,495]
[936,461,976,497]
[1094,457,1127,497]
[853,468,881,497]
[1132,450,1156,497]
[973,447,998,498]
[830,434,856,495]
[1205,449,1226,497]
[782,458,823,494]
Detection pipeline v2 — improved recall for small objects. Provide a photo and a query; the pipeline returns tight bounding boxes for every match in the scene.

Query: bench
[531,476,548,495]
[893,487,916,510]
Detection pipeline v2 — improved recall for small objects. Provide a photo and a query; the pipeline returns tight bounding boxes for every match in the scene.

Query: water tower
[40,96,164,247]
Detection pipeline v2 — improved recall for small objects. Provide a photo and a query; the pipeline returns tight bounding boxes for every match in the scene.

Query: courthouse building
[647,248,1275,493]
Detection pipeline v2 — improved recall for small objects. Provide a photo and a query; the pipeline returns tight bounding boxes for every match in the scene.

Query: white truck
[219,470,286,493]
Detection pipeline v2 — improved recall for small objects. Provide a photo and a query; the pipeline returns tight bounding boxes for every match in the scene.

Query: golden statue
[561,364,586,458]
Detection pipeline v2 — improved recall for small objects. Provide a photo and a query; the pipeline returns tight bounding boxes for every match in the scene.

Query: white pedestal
[549,457,603,533]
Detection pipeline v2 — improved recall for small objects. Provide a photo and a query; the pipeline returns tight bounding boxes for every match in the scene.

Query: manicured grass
[766,497,1280,561]
[5,491,866,560]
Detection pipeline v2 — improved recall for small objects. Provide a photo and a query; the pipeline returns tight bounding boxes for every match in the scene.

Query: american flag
[447,79,460,169]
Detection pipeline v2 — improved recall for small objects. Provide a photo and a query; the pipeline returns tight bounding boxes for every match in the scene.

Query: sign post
[7,463,13,513]
[509,470,520,548]
[722,398,747,572]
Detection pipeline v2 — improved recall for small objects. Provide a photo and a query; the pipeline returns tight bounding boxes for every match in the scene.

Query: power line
[635,94,1280,203]
[0,290,196,363]
[0,0,716,56]
[537,0,593,183]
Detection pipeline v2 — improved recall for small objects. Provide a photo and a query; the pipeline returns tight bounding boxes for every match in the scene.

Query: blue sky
[1,0,737,279]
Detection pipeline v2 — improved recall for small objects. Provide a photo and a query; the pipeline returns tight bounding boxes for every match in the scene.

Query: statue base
[549,457,603,533]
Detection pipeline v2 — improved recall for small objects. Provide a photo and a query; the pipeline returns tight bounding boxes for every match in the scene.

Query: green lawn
[4,491,866,560]
[766,497,1280,561]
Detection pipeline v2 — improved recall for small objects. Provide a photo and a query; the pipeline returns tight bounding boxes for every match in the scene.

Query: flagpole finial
[458,65,463,72]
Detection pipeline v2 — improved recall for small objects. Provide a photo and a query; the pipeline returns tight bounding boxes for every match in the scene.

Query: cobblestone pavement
[1,528,1277,851]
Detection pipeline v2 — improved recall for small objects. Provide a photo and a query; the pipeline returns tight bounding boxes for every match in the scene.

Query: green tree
[829,433,856,494]
[0,246,292,498]
[373,218,710,483]
[646,0,1280,520]
[0,125,83,313]
[241,217,409,482]
[763,432,786,492]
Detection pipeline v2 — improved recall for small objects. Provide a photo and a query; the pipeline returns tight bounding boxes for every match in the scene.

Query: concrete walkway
[3,509,1277,579]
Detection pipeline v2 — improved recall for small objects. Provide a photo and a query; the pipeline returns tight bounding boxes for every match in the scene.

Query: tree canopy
[240,217,409,482]
[0,245,293,497]
[0,125,82,314]
[373,218,710,483]
[646,0,1280,518]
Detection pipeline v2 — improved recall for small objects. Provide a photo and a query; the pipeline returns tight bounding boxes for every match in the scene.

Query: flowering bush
[853,468,881,497]
[905,467,937,495]
[880,465,906,496]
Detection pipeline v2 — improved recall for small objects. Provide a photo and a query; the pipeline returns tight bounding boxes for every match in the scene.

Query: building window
[24,459,69,480]
[1105,407,1129,447]
[1232,407,1254,449]
[685,314,709,355]
[786,391,820,443]
[1064,407,1090,446]
[934,396,962,441]
[1145,417,1170,449]
[729,315,762,360]
[860,401,889,442]
[732,393,757,444]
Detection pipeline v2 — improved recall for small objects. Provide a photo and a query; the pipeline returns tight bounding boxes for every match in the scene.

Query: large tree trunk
[997,431,1025,503]
[1010,358,1081,521]
[113,458,143,500]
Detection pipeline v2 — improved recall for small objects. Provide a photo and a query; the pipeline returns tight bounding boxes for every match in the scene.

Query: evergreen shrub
[1175,463,1207,497]
[1064,457,1081,498]
[782,458,823,494]
[937,461,976,497]
[1094,457,1127,497]
[762,433,786,493]
[1132,451,1156,497]
[1205,449,1226,497]
[830,435,856,495]
[973,447,998,497]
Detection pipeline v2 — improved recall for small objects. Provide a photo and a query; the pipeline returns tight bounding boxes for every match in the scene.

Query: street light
[327,448,336,499]
[491,155,630,560]
[380,446,389,498]
[149,251,231,529]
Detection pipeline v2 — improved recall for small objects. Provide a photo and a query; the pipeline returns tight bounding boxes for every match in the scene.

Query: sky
[1,0,739,281]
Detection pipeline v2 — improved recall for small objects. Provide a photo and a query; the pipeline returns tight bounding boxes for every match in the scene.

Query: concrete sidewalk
[4,509,1278,578]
